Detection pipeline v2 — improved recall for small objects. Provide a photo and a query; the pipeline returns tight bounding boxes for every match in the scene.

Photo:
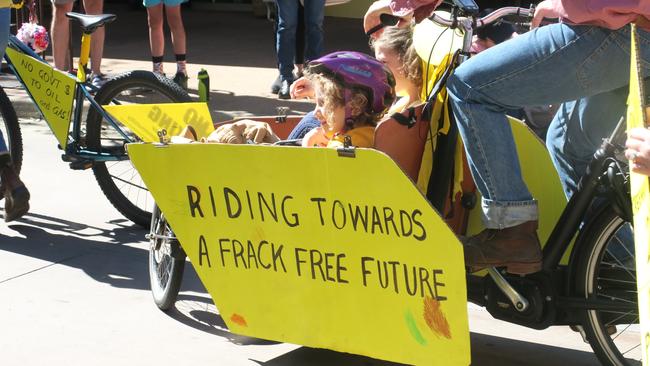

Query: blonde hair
[305,71,383,128]
[371,25,422,90]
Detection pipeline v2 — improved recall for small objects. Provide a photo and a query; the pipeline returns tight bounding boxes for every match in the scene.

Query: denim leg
[0,7,10,155]
[447,23,650,229]
[276,0,298,82]
[302,0,324,62]
[546,88,628,199]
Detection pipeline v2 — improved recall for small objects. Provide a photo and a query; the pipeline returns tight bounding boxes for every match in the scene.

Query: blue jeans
[447,23,650,229]
[276,0,325,82]
[0,7,10,155]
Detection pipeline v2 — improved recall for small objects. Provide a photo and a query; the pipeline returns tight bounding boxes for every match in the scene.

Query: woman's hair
[370,25,422,90]
[305,71,384,128]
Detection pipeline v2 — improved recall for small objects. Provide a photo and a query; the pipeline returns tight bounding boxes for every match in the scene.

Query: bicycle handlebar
[430,6,534,30]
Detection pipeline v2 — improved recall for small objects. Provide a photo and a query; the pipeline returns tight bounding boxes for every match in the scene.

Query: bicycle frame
[4,34,132,162]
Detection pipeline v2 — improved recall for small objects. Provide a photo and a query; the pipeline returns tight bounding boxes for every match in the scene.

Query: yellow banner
[128,143,470,365]
[6,47,75,149]
[628,25,650,366]
[104,103,214,143]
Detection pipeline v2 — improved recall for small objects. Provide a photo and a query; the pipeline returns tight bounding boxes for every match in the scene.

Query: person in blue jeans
[444,1,650,275]
[0,6,30,222]
[276,0,325,99]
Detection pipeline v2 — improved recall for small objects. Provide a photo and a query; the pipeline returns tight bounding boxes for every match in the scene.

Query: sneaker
[90,73,109,89]
[173,72,188,90]
[271,74,283,94]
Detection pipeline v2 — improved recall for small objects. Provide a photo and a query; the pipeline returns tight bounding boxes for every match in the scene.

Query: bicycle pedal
[69,160,94,170]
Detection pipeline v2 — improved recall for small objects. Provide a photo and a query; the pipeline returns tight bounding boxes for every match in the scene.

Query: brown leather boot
[463,220,542,275]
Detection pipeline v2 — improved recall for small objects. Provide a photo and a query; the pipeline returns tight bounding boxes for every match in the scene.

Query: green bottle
[198,68,210,102]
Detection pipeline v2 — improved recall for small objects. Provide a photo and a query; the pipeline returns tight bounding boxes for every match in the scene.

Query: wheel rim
[95,80,184,220]
[585,217,641,365]
[150,209,176,293]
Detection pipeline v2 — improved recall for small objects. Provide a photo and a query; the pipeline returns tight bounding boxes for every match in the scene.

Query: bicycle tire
[149,204,185,310]
[86,70,191,227]
[0,85,23,201]
[573,208,640,366]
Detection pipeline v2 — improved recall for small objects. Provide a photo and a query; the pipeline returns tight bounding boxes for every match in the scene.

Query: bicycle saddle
[65,12,116,34]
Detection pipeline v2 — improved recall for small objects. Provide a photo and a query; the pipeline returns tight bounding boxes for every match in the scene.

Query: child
[180,51,395,148]
[370,25,422,113]
[144,0,188,89]
[295,51,396,148]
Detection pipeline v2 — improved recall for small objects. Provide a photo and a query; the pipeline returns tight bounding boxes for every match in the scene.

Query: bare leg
[82,0,105,75]
[51,2,74,71]
[165,5,186,55]
[147,4,165,58]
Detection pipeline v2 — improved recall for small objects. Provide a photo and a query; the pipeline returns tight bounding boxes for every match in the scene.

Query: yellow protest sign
[627,25,650,366]
[128,143,470,365]
[104,103,214,143]
[6,47,75,149]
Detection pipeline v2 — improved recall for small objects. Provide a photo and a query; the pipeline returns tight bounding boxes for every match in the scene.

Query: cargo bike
[126,4,647,366]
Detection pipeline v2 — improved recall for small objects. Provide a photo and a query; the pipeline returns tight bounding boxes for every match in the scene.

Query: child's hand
[626,127,650,176]
[302,127,329,147]
[290,77,314,100]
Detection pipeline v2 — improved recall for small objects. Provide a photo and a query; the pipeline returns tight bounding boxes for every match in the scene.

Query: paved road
[0,121,603,366]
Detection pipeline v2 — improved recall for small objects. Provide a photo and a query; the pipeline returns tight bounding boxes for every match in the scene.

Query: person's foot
[463,220,542,275]
[271,74,282,94]
[4,184,30,222]
[278,80,291,100]
[90,73,109,89]
[173,72,189,91]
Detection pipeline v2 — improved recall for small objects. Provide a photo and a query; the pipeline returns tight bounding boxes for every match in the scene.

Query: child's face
[313,86,345,137]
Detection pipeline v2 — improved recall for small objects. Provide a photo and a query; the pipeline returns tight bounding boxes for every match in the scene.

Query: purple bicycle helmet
[307,51,396,127]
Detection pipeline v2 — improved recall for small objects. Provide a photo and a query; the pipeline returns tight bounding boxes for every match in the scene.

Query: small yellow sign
[6,47,75,148]
[128,143,470,365]
[104,103,214,143]
[628,24,650,366]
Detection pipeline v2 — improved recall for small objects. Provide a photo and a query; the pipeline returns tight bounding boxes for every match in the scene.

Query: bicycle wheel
[574,208,641,366]
[86,70,191,227]
[149,204,185,310]
[0,85,23,200]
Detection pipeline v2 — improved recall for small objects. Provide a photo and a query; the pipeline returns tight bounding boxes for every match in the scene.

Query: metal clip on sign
[275,106,289,123]
[155,129,169,147]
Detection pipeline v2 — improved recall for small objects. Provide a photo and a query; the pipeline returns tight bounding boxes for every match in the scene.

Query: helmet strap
[343,89,355,132]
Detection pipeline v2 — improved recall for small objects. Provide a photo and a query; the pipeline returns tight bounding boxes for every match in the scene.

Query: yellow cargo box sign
[128,143,470,365]
[5,47,75,149]
[628,25,650,365]
[104,102,214,143]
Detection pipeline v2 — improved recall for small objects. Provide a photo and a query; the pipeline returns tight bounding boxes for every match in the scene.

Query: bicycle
[1,11,191,226]
[143,4,641,366]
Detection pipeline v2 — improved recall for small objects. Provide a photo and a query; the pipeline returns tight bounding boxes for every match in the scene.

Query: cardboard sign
[127,143,470,365]
[104,103,214,143]
[6,47,75,149]
[627,25,650,366]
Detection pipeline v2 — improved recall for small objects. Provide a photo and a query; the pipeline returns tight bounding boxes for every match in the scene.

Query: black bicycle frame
[542,117,629,271]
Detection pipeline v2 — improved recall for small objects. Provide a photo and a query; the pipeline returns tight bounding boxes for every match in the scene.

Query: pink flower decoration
[17,23,50,53]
